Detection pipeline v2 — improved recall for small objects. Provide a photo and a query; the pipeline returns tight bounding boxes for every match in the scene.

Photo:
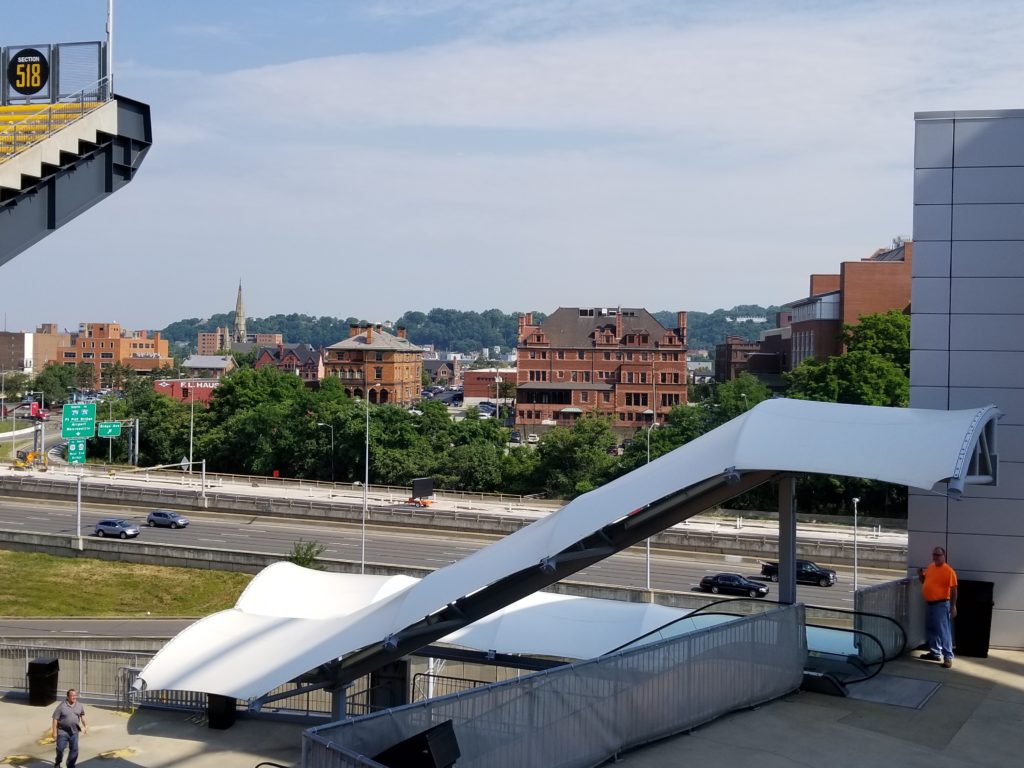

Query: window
[625,393,649,407]
[530,351,536,359]
[603,392,611,403]
[603,352,611,361]
[374,353,383,362]
[82,352,94,359]
[100,353,113,359]
[581,392,589,403]
[374,367,383,379]
[662,393,681,407]
[582,371,591,382]
[577,351,585,360]
[557,351,565,360]
[570,371,578,382]
[557,371,564,380]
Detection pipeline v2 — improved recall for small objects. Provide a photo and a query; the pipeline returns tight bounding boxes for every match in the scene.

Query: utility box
[26,657,59,706]
[955,580,995,658]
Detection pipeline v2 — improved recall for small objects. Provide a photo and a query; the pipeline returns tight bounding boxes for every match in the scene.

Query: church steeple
[233,280,246,343]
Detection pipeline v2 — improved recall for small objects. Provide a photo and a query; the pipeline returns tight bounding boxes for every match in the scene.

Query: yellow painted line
[98,747,138,758]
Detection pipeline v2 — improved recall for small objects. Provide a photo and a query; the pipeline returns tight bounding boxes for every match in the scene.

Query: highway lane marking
[26,516,51,521]
[220,533,249,537]
[197,538,227,544]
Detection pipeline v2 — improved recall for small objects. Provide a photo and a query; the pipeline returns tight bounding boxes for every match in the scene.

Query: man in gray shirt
[51,688,87,768]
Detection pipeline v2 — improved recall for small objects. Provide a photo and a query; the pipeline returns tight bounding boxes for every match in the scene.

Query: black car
[699,573,770,598]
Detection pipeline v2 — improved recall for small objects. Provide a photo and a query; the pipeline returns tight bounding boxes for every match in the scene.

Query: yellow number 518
[15,63,42,89]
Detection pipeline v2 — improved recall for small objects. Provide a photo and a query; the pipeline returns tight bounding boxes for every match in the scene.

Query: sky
[3,0,1024,333]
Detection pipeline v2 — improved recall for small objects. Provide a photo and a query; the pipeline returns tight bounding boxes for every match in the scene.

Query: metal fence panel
[304,605,806,768]
[856,577,926,651]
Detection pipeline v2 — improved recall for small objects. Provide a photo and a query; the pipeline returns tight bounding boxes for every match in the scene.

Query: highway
[0,497,900,612]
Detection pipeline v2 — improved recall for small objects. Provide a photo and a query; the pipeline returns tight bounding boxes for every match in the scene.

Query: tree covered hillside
[161,305,784,354]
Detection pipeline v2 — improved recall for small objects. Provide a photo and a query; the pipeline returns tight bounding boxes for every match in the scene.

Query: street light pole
[108,399,113,463]
[852,497,860,591]
[317,422,335,483]
[643,408,655,590]
[188,383,195,474]
[362,383,380,574]
[495,375,502,421]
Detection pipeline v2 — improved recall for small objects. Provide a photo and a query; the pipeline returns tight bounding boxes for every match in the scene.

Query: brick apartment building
[323,324,422,406]
[255,343,324,386]
[57,323,173,387]
[515,307,688,433]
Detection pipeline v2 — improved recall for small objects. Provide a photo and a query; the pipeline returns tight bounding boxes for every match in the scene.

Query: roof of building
[182,355,234,369]
[326,327,423,353]
[423,360,456,373]
[866,242,908,262]
[257,343,321,365]
[530,307,671,348]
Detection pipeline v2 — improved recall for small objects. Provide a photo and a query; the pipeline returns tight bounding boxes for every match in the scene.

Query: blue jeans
[926,600,954,660]
[55,728,79,768]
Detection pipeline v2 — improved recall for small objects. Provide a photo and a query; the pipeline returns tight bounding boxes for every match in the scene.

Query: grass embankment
[0,550,252,617]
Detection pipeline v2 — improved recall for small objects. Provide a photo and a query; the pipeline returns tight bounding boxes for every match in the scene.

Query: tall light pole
[362,383,381,574]
[643,408,655,590]
[317,422,335,483]
[494,375,502,421]
[108,399,113,463]
[852,497,860,591]
[188,382,195,474]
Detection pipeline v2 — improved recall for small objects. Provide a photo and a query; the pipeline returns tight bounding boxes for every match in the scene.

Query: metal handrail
[0,76,111,164]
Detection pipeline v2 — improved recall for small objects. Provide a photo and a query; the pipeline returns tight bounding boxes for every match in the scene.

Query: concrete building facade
[910,109,1024,648]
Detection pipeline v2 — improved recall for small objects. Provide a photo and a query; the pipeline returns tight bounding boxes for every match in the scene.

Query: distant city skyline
[4,1,1023,331]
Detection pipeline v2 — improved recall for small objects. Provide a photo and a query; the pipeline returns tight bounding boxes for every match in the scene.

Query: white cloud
[6,1,1024,331]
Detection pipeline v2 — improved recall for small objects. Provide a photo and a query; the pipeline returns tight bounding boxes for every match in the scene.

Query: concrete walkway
[617,648,1024,768]
[3,649,1021,767]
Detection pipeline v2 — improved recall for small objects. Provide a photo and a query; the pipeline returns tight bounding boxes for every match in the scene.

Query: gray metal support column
[778,476,797,604]
[330,686,347,721]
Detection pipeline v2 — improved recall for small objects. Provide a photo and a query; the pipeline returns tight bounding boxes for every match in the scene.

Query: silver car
[94,519,140,539]
[147,509,190,529]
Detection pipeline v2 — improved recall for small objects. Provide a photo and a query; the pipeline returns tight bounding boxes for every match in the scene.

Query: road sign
[67,438,86,464]
[62,403,96,439]
[180,456,189,471]
[98,421,121,438]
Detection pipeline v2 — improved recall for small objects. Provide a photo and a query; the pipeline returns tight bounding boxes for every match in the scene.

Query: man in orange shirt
[918,546,958,668]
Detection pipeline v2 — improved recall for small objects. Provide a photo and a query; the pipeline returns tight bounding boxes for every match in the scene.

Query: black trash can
[207,694,237,730]
[373,720,460,768]
[26,657,59,706]
[955,579,995,658]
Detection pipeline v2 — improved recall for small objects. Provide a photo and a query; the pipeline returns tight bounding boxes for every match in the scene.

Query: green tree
[535,413,617,497]
[31,364,75,406]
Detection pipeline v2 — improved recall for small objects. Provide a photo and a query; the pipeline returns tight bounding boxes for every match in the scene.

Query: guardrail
[0,77,111,164]
[0,474,907,567]
[304,604,807,768]
[856,577,925,650]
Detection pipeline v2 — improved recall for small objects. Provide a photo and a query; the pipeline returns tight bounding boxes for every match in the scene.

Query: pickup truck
[760,559,837,587]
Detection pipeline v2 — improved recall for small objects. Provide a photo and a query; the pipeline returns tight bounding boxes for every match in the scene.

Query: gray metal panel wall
[911,111,1024,649]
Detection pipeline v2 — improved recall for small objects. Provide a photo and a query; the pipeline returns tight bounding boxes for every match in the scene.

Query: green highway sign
[67,438,86,464]
[98,421,121,438]
[62,403,96,439]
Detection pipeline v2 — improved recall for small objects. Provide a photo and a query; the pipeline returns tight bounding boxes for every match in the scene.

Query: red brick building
[515,307,688,433]
[790,240,912,367]
[714,335,760,382]
[255,343,324,386]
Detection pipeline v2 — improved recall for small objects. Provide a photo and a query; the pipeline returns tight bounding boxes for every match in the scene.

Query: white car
[527,433,540,444]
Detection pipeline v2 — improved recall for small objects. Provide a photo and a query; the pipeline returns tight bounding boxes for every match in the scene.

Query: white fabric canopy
[139,399,998,699]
